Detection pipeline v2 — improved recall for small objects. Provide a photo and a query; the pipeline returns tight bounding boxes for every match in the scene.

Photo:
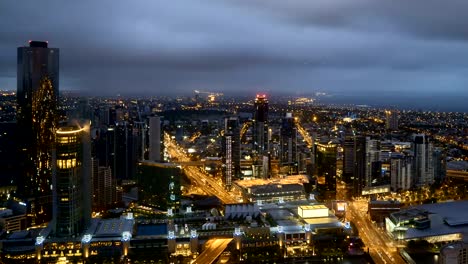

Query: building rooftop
[390,200,468,241]
[418,200,468,227]
[299,205,328,210]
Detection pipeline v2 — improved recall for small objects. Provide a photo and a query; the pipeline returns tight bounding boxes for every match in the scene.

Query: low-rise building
[386,200,468,243]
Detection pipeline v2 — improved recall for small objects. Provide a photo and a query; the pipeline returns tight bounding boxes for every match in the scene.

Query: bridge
[192,238,233,264]
[446,170,468,182]
[138,159,222,167]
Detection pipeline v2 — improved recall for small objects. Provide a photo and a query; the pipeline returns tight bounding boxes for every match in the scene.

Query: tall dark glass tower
[17,41,59,225]
[314,143,337,200]
[223,117,240,188]
[280,113,297,174]
[253,94,269,154]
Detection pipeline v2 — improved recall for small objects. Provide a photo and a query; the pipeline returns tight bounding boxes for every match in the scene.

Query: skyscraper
[223,117,241,188]
[412,134,434,187]
[365,137,381,186]
[53,125,91,237]
[149,116,161,162]
[343,134,367,196]
[314,143,337,200]
[17,41,59,224]
[253,94,269,154]
[353,136,367,197]
[385,110,398,131]
[391,155,413,191]
[280,113,298,174]
[342,135,355,185]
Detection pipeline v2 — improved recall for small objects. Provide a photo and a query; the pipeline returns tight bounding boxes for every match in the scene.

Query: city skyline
[1,1,468,112]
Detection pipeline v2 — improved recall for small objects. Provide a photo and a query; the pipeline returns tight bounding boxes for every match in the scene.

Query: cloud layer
[0,0,467,110]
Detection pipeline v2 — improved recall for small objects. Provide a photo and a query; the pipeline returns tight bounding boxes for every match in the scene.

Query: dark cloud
[0,0,467,111]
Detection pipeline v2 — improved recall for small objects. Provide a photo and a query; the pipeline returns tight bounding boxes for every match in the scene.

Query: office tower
[353,136,367,196]
[433,147,446,184]
[114,122,136,180]
[53,125,91,237]
[391,155,413,191]
[412,134,434,187]
[136,163,181,211]
[223,117,241,188]
[314,143,337,200]
[253,94,269,154]
[365,137,381,186]
[93,126,115,168]
[91,158,116,211]
[385,110,398,131]
[280,113,298,174]
[16,41,59,224]
[149,116,161,162]
[342,136,355,185]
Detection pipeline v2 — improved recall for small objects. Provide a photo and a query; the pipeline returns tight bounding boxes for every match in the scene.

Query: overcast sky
[1,0,467,111]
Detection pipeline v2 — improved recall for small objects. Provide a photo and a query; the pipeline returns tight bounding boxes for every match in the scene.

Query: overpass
[138,159,222,167]
[446,170,468,182]
[192,238,233,264]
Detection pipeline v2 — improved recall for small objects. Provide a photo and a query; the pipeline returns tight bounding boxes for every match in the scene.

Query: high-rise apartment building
[433,147,446,184]
[280,113,298,173]
[391,155,413,191]
[365,137,381,186]
[17,41,59,224]
[353,136,367,196]
[91,158,117,211]
[253,94,269,154]
[149,116,161,162]
[342,135,355,185]
[385,110,398,131]
[412,134,434,187]
[314,143,337,200]
[223,117,240,188]
[53,125,91,237]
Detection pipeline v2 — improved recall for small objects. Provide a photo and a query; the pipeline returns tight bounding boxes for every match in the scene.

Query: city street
[347,201,406,264]
[164,133,238,204]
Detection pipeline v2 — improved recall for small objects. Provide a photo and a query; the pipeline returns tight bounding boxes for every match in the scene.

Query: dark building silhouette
[114,122,137,180]
[93,123,136,181]
[253,94,269,154]
[223,117,241,188]
[91,158,117,211]
[136,163,181,211]
[16,41,59,225]
[314,143,337,200]
[342,135,355,185]
[280,113,298,174]
[352,136,367,197]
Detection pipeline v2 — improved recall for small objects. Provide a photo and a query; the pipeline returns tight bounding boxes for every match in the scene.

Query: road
[295,120,313,148]
[164,133,238,204]
[192,238,233,264]
[347,201,406,264]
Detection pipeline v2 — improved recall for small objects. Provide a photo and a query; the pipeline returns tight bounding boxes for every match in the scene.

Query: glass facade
[17,41,59,224]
